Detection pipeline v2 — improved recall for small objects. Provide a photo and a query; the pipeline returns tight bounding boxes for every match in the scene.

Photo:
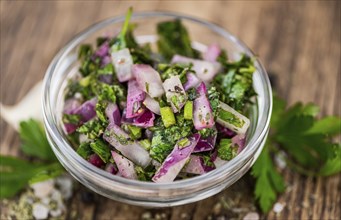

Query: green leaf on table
[0,155,44,198]
[318,144,341,176]
[252,94,341,214]
[19,119,56,161]
[251,144,285,213]
[272,98,341,174]
[29,162,65,184]
[305,116,341,136]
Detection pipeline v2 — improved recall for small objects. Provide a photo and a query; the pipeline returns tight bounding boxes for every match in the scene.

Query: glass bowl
[42,11,272,207]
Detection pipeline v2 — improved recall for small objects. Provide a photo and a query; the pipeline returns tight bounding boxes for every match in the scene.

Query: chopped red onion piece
[183,155,215,175]
[216,123,236,138]
[95,41,110,58]
[111,151,137,179]
[193,83,215,130]
[232,134,246,153]
[193,134,217,153]
[183,73,201,91]
[162,75,187,112]
[111,48,133,82]
[213,157,228,168]
[152,134,200,183]
[74,98,97,123]
[64,123,78,134]
[143,95,161,115]
[63,98,81,114]
[105,103,121,125]
[126,80,145,118]
[132,64,164,98]
[104,123,151,168]
[88,154,104,168]
[171,55,221,83]
[105,163,118,175]
[203,44,221,62]
[121,108,155,128]
[132,109,155,128]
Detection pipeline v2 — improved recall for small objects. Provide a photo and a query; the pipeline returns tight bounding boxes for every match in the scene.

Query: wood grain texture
[1,1,340,219]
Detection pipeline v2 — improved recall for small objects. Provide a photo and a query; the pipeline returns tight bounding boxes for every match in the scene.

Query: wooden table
[1,1,340,219]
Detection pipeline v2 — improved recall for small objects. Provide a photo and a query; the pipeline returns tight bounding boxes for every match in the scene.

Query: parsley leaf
[213,54,256,111]
[217,139,238,161]
[0,156,63,198]
[252,144,285,213]
[19,119,56,161]
[252,95,341,213]
[1,119,65,198]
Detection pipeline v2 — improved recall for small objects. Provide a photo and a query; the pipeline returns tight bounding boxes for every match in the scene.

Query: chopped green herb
[184,101,193,120]
[90,139,111,163]
[160,106,176,127]
[217,139,238,161]
[178,138,190,148]
[77,142,93,159]
[77,120,105,139]
[213,54,255,111]
[157,19,199,60]
[140,139,151,151]
[218,108,245,128]
[127,125,142,140]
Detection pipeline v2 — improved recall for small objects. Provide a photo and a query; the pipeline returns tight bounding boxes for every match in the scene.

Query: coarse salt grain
[273,202,285,213]
[32,203,49,220]
[30,180,54,199]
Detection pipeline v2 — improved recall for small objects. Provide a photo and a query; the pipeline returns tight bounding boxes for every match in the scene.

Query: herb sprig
[0,119,64,199]
[251,95,341,213]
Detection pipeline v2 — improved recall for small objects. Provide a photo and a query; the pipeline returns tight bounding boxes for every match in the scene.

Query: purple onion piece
[121,108,155,128]
[232,134,246,154]
[193,134,217,153]
[143,95,161,115]
[152,134,201,183]
[104,123,151,168]
[126,80,145,118]
[183,73,201,91]
[105,103,121,125]
[193,83,215,130]
[111,48,133,82]
[74,98,97,123]
[132,109,155,128]
[213,157,228,168]
[132,64,164,98]
[162,75,187,113]
[105,163,118,175]
[95,41,110,58]
[171,54,221,83]
[203,44,221,62]
[216,123,236,138]
[101,55,111,67]
[183,155,215,175]
[111,151,137,179]
[88,154,104,168]
[64,123,79,134]
[63,98,81,114]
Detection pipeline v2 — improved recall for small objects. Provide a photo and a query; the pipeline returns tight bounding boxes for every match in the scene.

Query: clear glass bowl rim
[42,11,272,191]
